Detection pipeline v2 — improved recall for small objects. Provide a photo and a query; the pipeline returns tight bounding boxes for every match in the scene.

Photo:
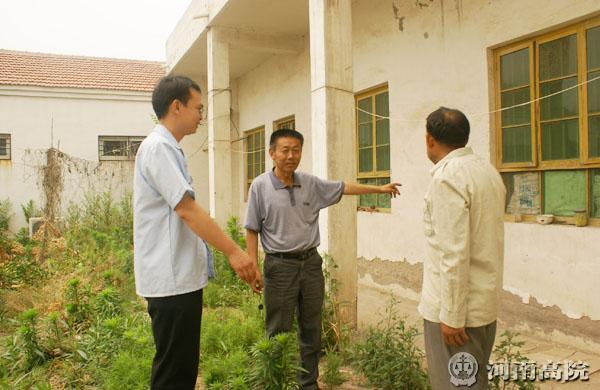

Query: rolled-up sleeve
[244,182,263,232]
[143,143,194,209]
[313,177,345,209]
[431,175,470,328]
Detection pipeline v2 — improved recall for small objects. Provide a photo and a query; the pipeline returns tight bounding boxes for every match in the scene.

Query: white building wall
[233,42,312,220]
[0,87,208,231]
[352,0,600,321]
[220,0,600,323]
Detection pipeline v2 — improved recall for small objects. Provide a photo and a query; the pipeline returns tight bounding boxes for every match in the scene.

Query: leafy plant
[21,200,43,222]
[352,301,430,390]
[322,349,346,388]
[18,309,48,370]
[489,331,538,390]
[246,333,303,390]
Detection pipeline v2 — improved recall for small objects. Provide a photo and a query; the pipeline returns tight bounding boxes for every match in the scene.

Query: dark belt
[267,247,317,260]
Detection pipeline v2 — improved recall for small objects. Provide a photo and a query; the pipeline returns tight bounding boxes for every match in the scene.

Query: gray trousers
[264,251,324,390]
[424,319,496,390]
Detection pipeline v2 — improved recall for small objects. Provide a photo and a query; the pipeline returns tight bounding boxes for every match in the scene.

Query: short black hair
[426,107,470,148]
[269,128,304,149]
[152,75,201,119]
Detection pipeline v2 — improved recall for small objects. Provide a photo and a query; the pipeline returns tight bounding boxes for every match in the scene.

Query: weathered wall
[0,87,208,231]
[233,41,312,220]
[217,0,600,346]
[351,0,600,347]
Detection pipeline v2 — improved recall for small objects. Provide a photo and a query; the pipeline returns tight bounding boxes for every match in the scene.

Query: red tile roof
[0,49,165,92]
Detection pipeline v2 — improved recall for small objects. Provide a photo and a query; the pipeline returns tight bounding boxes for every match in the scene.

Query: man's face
[179,88,203,135]
[269,136,302,174]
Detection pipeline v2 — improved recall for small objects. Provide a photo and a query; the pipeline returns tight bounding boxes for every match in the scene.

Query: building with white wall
[0,50,176,230]
[166,0,600,351]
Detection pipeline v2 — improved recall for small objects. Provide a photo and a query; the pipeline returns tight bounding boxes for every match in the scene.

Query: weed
[246,333,303,390]
[322,349,346,388]
[352,301,429,390]
[489,331,538,390]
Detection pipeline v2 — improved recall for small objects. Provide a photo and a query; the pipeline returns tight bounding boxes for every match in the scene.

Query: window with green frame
[245,127,265,193]
[356,87,391,210]
[496,17,600,224]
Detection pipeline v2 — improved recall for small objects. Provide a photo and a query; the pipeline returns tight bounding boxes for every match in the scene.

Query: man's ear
[426,132,435,149]
[169,99,181,115]
[268,146,275,159]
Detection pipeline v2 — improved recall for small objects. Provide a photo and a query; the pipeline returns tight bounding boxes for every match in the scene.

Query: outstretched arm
[343,181,401,197]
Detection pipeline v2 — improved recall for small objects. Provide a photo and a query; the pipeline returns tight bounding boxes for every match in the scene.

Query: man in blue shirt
[134,75,262,389]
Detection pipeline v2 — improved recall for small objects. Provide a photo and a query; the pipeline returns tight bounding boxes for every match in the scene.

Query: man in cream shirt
[419,107,505,389]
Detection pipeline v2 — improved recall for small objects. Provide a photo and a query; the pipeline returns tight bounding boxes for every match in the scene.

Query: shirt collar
[429,147,473,176]
[268,169,302,189]
[154,124,182,150]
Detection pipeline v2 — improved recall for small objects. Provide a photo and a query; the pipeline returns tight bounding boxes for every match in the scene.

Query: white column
[309,0,357,326]
[207,27,233,227]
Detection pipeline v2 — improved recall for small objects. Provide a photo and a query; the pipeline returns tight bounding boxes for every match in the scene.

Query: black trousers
[146,289,203,390]
[264,251,325,390]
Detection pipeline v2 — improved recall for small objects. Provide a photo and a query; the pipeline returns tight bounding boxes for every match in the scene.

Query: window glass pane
[377,177,391,208]
[539,34,578,81]
[543,170,586,216]
[541,119,579,160]
[130,140,142,156]
[500,48,529,89]
[591,169,600,218]
[259,131,264,149]
[376,145,390,171]
[247,134,254,152]
[587,26,600,70]
[358,123,372,147]
[540,77,578,120]
[589,116,600,158]
[503,172,541,214]
[102,140,128,156]
[502,125,532,163]
[0,138,6,156]
[501,88,530,126]
[588,70,600,114]
[358,98,372,125]
[359,148,373,172]
[376,119,390,145]
[358,178,377,208]
[375,92,389,117]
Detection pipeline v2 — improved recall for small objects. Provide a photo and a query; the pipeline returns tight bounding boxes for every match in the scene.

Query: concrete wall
[0,86,208,231]
[214,0,600,347]
[233,41,312,220]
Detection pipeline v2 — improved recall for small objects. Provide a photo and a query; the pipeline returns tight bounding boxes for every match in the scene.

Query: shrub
[246,333,303,390]
[322,349,346,388]
[352,302,429,390]
[489,331,538,390]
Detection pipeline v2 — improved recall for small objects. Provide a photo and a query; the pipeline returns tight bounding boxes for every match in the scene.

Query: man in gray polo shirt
[135,75,261,389]
[245,128,400,390]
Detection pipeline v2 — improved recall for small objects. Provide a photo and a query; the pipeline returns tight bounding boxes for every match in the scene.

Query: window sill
[357,206,391,214]
[504,214,600,227]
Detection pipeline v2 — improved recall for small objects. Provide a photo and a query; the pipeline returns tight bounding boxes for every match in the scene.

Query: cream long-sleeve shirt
[418,147,506,328]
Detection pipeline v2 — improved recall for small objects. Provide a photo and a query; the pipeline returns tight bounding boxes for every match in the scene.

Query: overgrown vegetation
[0,193,537,390]
[489,331,538,390]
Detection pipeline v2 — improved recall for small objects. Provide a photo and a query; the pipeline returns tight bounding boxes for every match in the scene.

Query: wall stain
[359,257,600,345]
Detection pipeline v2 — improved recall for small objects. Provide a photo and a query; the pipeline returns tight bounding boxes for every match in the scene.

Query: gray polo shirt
[244,170,344,253]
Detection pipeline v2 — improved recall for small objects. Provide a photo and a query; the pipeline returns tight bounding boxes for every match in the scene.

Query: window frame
[355,85,391,212]
[0,134,11,161]
[244,126,265,197]
[98,135,145,161]
[274,115,296,131]
[493,16,600,227]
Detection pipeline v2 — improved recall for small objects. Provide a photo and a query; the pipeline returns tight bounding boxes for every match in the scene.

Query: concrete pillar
[309,0,357,326]
[207,27,233,226]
